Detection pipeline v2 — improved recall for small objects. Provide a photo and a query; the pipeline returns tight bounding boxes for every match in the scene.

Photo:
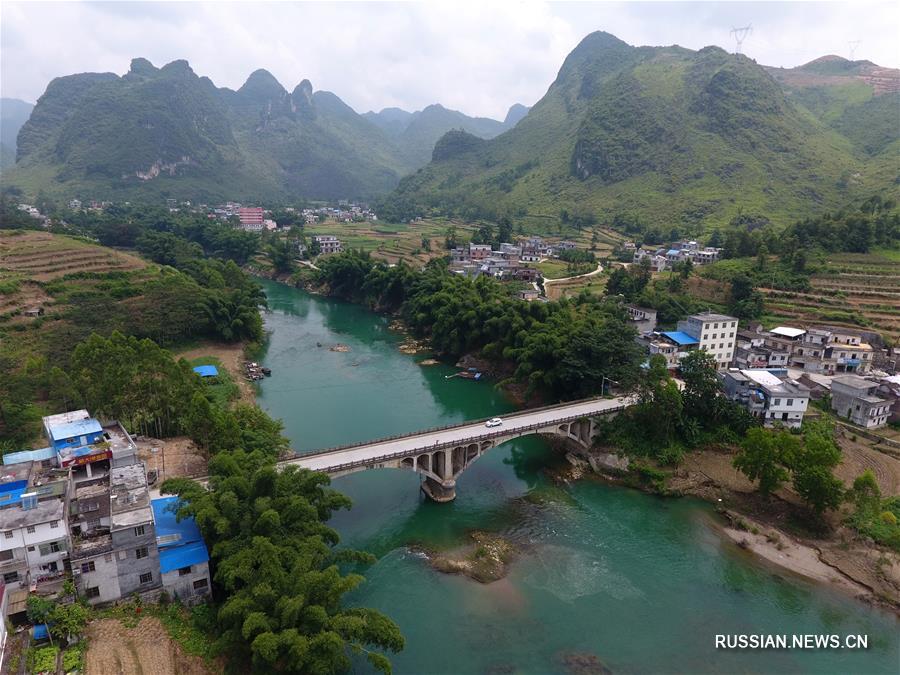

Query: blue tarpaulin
[661,331,699,346]
[193,365,219,378]
[33,624,50,640]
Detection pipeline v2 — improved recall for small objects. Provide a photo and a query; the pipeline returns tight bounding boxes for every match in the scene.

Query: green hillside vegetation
[3,59,411,203]
[386,32,899,232]
[0,199,264,446]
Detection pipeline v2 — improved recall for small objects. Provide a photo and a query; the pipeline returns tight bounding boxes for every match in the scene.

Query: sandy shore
[720,512,873,599]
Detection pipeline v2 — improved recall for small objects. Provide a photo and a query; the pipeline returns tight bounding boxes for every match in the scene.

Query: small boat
[261,367,272,376]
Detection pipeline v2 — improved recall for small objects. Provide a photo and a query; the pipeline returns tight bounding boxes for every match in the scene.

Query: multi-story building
[109,464,161,598]
[720,369,810,429]
[831,376,891,429]
[313,235,343,255]
[676,312,738,369]
[237,207,265,231]
[0,464,71,594]
[734,329,790,369]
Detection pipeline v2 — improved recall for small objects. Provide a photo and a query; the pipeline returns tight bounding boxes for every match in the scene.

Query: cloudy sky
[2,1,897,119]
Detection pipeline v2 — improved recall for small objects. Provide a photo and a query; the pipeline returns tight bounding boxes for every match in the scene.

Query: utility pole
[848,40,862,60]
[730,25,753,54]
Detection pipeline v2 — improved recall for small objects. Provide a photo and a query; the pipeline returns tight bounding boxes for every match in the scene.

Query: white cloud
[1,1,897,119]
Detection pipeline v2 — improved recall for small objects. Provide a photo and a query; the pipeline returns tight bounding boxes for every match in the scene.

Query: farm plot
[759,251,900,338]
[0,230,145,281]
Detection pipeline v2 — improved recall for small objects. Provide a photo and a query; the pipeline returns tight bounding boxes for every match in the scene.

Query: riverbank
[175,341,257,404]
[572,443,900,614]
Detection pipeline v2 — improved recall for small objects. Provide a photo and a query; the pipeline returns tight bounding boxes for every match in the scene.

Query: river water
[255,279,898,674]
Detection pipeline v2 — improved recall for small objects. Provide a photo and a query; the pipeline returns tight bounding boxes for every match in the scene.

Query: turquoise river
[255,279,899,674]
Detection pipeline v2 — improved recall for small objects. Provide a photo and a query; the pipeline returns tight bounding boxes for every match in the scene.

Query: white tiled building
[676,312,738,369]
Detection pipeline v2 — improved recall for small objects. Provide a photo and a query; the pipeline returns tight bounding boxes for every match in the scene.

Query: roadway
[285,396,632,473]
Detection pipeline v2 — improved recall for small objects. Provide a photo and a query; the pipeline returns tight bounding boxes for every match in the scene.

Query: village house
[151,496,211,604]
[313,235,343,255]
[789,326,874,375]
[626,306,658,335]
[830,376,891,429]
[720,369,810,429]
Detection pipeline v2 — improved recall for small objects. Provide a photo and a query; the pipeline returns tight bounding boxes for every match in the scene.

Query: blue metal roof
[0,488,27,506]
[193,365,219,378]
[666,249,681,256]
[159,540,209,574]
[152,496,203,545]
[152,497,210,573]
[662,331,699,346]
[48,418,102,441]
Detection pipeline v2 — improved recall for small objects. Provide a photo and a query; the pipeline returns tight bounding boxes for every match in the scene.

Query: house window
[787,399,793,406]
[178,566,192,576]
[0,549,13,562]
[774,399,781,406]
[104,554,113,563]
[26,526,35,534]
[50,521,58,529]
[4,531,12,539]
[193,578,208,591]
[3,571,18,583]
[81,561,95,573]
[39,541,61,556]
[139,572,153,585]
[135,547,149,560]
[85,587,100,599]
[134,525,145,537]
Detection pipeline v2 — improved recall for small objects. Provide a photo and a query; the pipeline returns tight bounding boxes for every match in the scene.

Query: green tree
[847,469,881,517]
[49,602,89,643]
[733,427,795,495]
[162,454,404,673]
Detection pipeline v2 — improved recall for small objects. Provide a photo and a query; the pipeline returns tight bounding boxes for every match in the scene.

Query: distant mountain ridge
[363,102,529,167]
[387,32,899,230]
[2,39,896,219]
[2,59,527,202]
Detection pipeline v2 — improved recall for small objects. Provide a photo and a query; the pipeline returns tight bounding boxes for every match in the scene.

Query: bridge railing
[285,404,628,474]
[291,395,629,460]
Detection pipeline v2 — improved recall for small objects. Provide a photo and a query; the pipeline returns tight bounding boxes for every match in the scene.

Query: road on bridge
[284,396,632,473]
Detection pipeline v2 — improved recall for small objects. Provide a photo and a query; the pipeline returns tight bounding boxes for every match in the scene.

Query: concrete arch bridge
[283,396,633,502]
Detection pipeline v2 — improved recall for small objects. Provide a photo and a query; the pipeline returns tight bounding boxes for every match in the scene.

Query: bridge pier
[421,476,456,503]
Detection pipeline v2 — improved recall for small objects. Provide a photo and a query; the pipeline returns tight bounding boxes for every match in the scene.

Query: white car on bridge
[485,418,503,428]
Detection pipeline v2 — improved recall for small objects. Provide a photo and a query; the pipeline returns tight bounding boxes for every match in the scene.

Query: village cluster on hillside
[629,307,898,431]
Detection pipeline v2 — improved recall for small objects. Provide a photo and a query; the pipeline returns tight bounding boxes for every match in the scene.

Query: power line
[730,25,753,54]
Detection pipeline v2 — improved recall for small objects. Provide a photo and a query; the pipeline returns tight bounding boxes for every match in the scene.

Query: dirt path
[175,341,256,404]
[543,263,603,300]
[85,618,212,675]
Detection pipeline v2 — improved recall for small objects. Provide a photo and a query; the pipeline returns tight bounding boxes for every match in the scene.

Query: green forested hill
[3,59,411,202]
[387,33,899,231]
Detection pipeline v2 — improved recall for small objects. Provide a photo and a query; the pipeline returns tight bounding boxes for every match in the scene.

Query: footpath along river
[255,279,898,674]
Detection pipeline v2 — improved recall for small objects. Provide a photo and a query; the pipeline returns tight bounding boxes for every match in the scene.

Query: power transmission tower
[730,25,753,54]
[848,40,862,60]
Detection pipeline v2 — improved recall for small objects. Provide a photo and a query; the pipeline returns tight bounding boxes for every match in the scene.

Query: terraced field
[0,230,147,321]
[759,250,900,339]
